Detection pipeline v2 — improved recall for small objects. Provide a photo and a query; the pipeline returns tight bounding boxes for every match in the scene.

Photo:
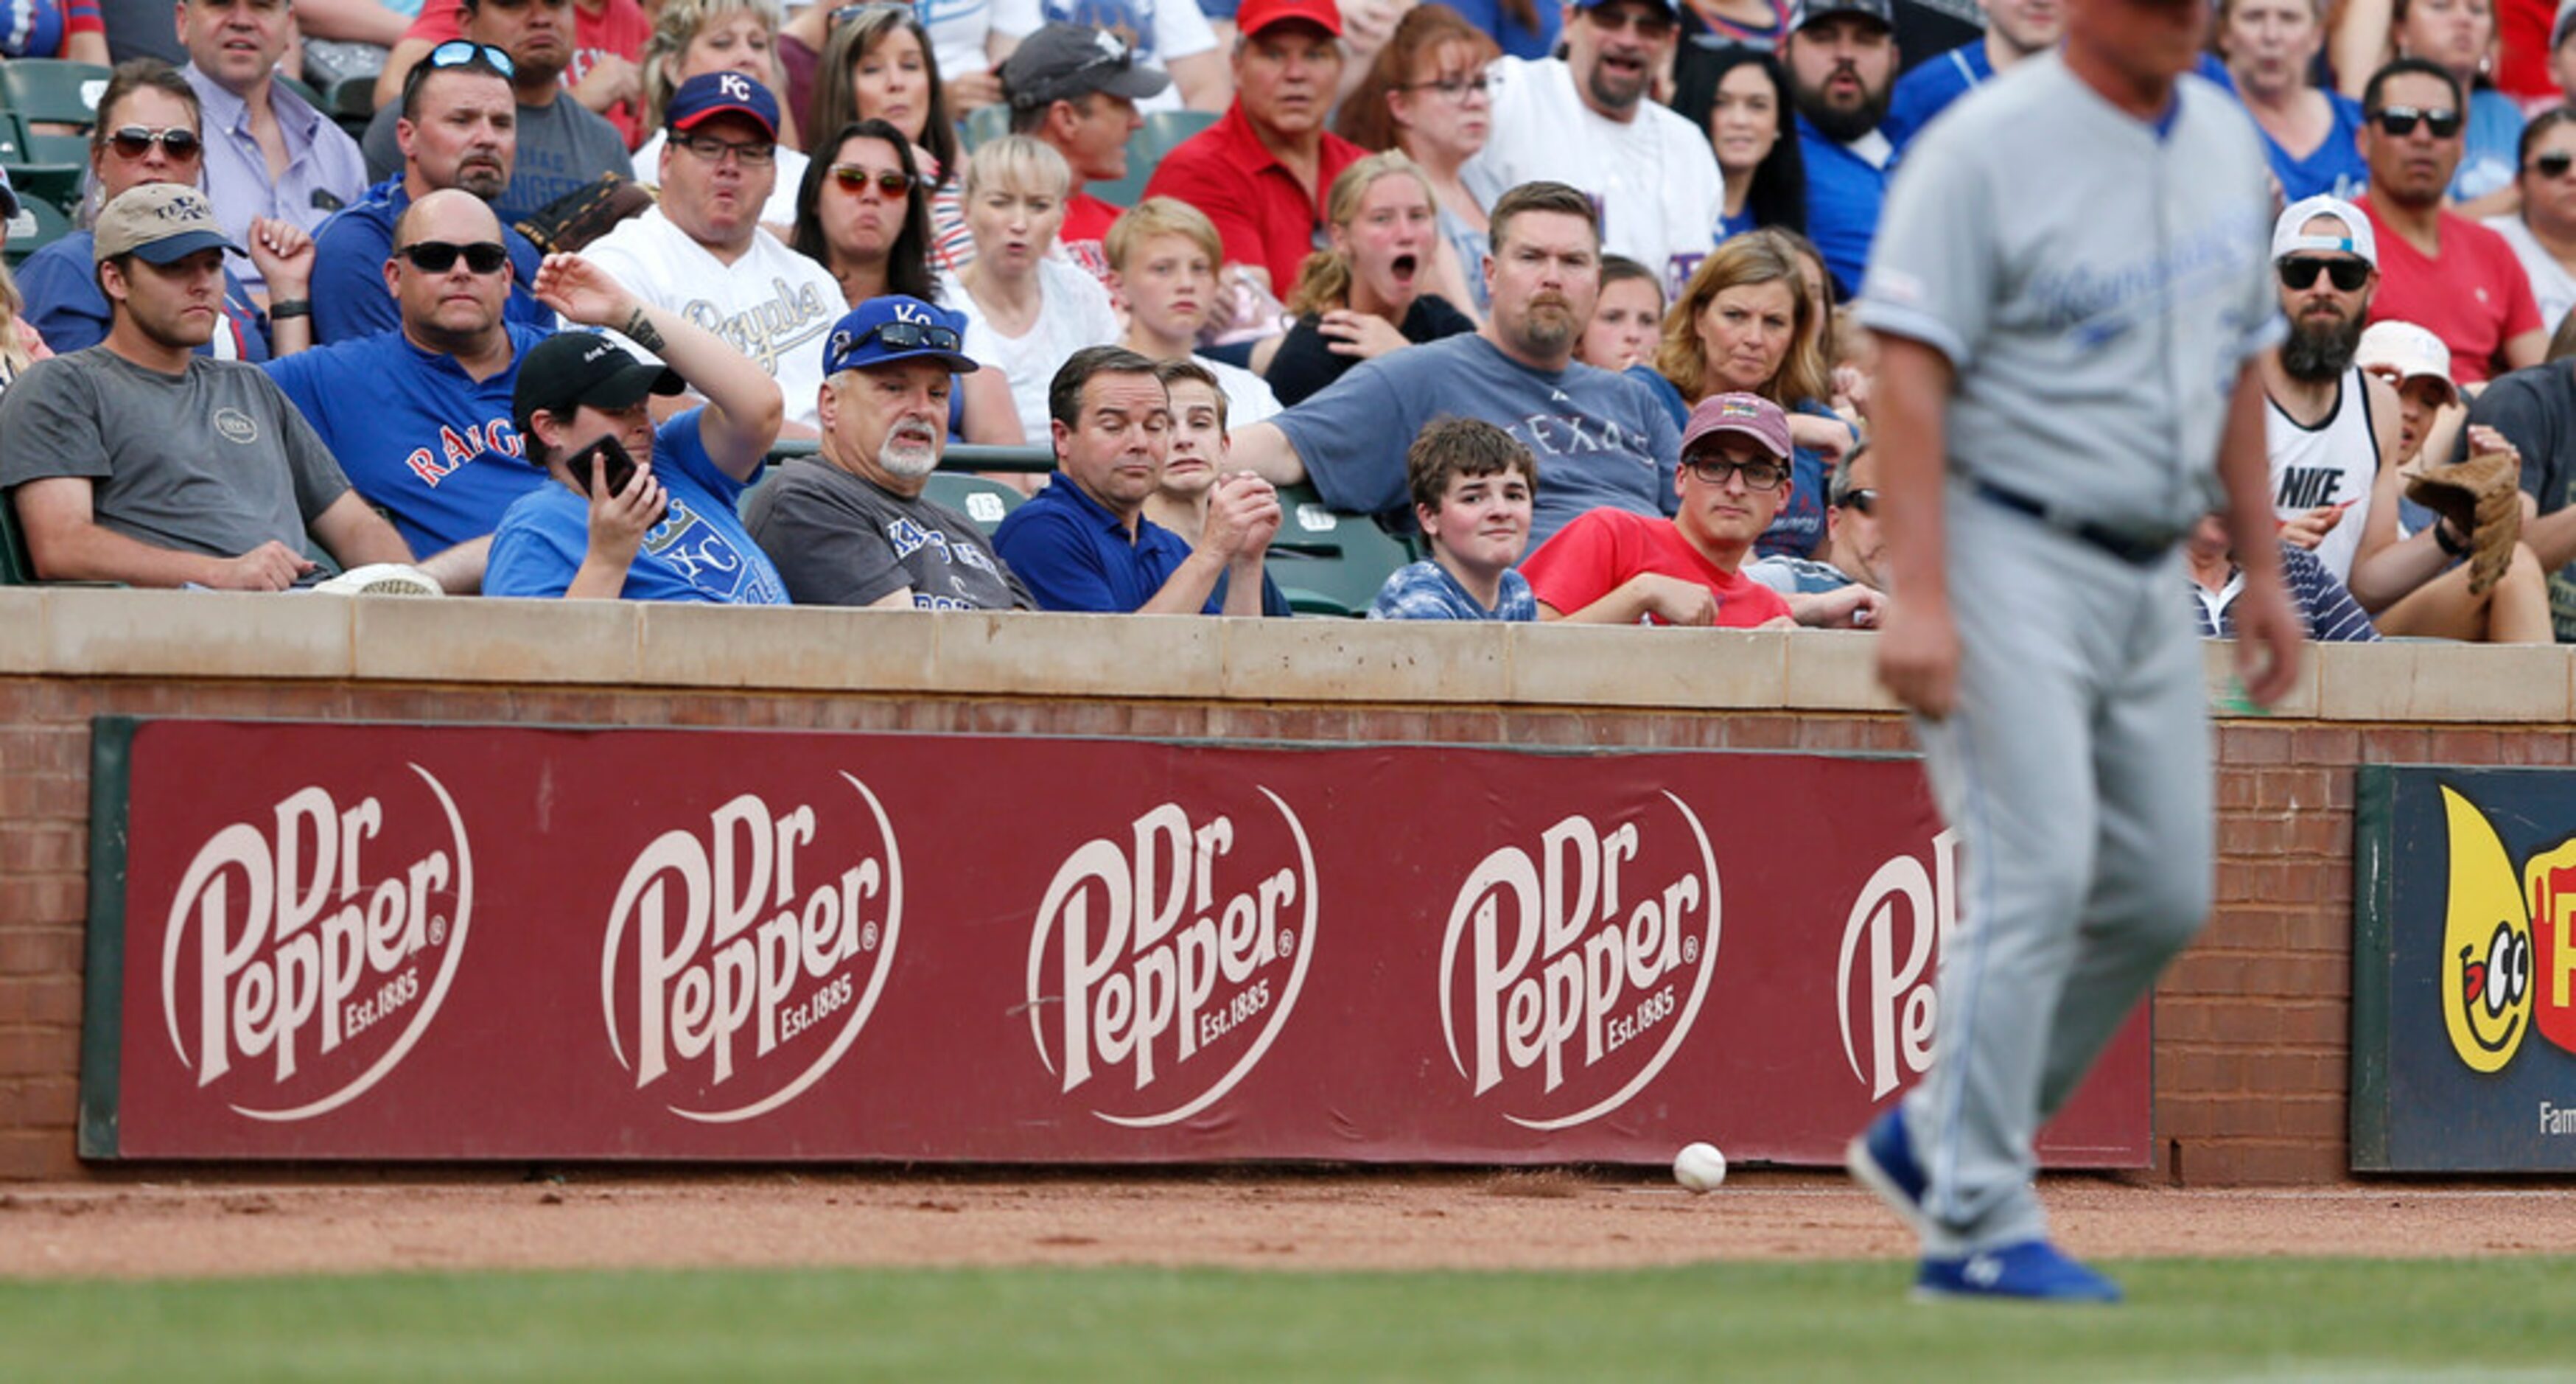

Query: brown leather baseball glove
[515,175,657,256]
[2401,448,2521,595]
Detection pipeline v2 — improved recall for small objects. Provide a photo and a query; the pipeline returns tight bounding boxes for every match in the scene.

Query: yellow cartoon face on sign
[2440,786,2533,1072]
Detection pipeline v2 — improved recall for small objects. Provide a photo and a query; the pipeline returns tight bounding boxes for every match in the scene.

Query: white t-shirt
[929,0,1040,80]
[632,130,811,229]
[2488,214,2576,341]
[580,207,845,430]
[1462,55,1725,296]
[1203,352,1279,427]
[939,257,1123,440]
[992,0,1214,116]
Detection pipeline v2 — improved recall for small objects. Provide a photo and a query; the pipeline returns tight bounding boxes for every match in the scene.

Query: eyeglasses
[105,126,201,160]
[1837,486,1877,515]
[830,1,917,28]
[2533,150,2576,178]
[1584,4,1679,37]
[862,320,962,352]
[427,39,516,77]
[1404,74,1494,99]
[1681,454,1789,490]
[2277,256,2370,292]
[830,163,914,196]
[397,239,511,274]
[2369,104,2460,139]
[679,132,777,166]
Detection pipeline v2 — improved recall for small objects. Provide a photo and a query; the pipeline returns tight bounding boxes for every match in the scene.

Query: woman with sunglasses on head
[2489,107,2576,335]
[1676,45,1806,241]
[939,136,1119,442]
[633,0,809,230]
[1338,4,1499,318]
[792,119,1023,443]
[807,3,976,273]
[16,59,313,361]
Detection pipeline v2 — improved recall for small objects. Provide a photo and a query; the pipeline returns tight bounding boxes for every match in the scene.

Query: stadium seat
[4,193,75,267]
[0,60,115,130]
[273,74,326,115]
[1263,483,1411,618]
[323,75,379,143]
[962,102,1009,153]
[1088,108,1216,209]
[922,471,1026,536]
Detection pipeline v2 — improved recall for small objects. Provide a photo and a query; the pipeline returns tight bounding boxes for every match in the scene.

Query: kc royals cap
[511,332,687,444]
[1235,0,1343,39]
[92,183,239,265]
[1787,0,1892,32]
[822,296,980,376]
[1679,393,1793,461]
[2356,321,2460,406]
[666,71,780,140]
[1002,23,1172,110]
[2272,195,2377,267]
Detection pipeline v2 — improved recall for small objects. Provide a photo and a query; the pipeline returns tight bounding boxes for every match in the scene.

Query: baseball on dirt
[1673,1141,1727,1192]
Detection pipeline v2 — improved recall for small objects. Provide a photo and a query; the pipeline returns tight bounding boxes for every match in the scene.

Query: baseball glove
[2401,448,2521,595]
[515,175,657,256]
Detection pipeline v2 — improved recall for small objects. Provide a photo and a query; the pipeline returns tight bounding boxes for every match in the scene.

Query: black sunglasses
[1838,486,1877,515]
[2278,256,2370,292]
[2534,150,2575,178]
[830,163,915,197]
[398,240,511,274]
[2370,104,2460,139]
[106,125,200,159]
[1681,455,1789,490]
[865,321,962,352]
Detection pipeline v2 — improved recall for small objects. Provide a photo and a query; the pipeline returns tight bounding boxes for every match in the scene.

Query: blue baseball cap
[822,297,980,376]
[665,71,780,140]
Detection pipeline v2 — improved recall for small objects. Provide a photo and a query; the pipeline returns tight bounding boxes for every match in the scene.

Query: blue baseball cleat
[1845,1106,1929,1235]
[1917,1240,2124,1303]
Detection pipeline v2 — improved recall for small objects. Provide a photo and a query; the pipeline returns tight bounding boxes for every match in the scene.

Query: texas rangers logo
[1438,795,1722,1130]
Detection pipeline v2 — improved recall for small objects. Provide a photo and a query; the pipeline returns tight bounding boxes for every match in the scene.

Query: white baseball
[1673,1140,1727,1192]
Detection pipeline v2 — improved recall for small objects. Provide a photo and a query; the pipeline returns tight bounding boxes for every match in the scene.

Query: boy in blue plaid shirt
[1368,418,1541,621]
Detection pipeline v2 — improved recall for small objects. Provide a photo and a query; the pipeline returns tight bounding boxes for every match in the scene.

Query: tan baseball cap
[92,183,239,265]
[2356,320,2460,406]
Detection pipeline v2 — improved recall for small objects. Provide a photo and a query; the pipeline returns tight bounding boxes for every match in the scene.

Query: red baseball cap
[1237,0,1342,39]
[1679,393,1792,461]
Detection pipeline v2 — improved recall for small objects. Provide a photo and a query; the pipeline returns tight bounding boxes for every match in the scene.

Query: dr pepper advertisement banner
[80,718,2148,1166]
[2355,765,2576,1171]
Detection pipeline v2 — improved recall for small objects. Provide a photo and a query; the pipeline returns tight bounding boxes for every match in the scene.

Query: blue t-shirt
[2454,86,2524,205]
[1435,0,1560,60]
[485,408,787,603]
[1884,41,1992,155]
[17,231,270,361]
[1796,113,1889,301]
[1368,560,1536,620]
[309,176,555,345]
[2263,90,2369,203]
[265,323,552,556]
[1274,334,1680,551]
[992,472,1281,613]
[1628,366,1847,561]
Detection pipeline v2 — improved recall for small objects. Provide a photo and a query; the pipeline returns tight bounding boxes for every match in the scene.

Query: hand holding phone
[567,434,638,497]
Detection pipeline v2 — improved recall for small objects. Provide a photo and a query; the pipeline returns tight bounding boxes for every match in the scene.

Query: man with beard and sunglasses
[2356,56,2546,386]
[1461,0,1721,298]
[311,43,559,344]
[743,297,1036,609]
[1783,0,1901,298]
[1231,181,1681,551]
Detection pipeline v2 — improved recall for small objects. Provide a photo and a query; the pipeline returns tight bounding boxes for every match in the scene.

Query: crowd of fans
[10,0,2576,641]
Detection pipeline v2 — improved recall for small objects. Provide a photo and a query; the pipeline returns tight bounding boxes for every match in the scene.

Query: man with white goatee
[743,297,1036,609]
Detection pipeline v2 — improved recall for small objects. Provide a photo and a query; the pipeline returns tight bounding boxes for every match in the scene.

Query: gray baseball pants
[1897,488,2213,1257]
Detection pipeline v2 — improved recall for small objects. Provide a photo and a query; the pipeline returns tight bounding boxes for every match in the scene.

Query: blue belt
[1970,480,2177,567]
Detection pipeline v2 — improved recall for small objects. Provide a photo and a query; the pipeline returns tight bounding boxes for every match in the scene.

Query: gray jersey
[1855,54,2281,540]
[0,349,351,565]
[743,458,1034,611]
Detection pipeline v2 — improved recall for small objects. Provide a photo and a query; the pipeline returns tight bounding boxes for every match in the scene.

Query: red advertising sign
[82,719,2148,1166]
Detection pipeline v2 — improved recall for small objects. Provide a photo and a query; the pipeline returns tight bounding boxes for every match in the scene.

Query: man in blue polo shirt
[993,345,1284,614]
[1784,0,1900,298]
[267,190,552,587]
[483,255,788,602]
[309,43,557,345]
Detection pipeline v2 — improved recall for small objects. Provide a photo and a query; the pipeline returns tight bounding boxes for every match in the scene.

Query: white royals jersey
[580,207,844,432]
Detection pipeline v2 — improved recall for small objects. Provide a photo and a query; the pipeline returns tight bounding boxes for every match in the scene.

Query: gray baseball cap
[93,184,239,265]
[1001,24,1172,111]
[1788,0,1893,32]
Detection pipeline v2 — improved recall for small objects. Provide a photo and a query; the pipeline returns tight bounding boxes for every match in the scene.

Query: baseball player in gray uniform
[1841,0,2304,1302]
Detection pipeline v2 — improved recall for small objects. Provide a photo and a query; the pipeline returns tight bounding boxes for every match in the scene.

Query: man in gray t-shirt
[362,0,635,226]
[1231,181,1679,552]
[746,297,1034,611]
[0,184,417,589]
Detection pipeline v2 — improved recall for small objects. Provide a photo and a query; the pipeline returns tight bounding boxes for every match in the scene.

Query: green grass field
[2,1257,2569,1382]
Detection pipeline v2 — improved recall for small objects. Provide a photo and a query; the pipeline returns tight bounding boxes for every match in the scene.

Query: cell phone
[567,435,637,497]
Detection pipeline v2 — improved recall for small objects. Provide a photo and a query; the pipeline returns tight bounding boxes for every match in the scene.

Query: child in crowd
[1109,198,1284,427]
[1368,417,1539,621]
[1141,358,1293,615]
[1577,254,1667,371]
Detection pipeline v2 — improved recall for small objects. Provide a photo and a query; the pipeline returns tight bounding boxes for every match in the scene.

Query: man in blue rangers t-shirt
[1229,181,1681,553]
[484,254,788,602]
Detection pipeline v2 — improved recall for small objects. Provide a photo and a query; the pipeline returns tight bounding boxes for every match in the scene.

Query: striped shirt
[2189,541,2379,643]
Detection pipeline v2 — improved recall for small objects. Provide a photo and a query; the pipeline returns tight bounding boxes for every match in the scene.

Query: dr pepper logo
[160,769,473,1120]
[1026,790,1318,1127]
[1439,794,1722,1129]
[601,780,902,1122]
[1838,828,1961,1100]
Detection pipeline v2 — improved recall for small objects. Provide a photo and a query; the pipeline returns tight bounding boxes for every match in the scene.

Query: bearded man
[1784,0,1902,297]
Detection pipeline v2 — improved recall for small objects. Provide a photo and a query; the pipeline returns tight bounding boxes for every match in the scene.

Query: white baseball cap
[2272,195,2377,268]
[2356,320,2460,405]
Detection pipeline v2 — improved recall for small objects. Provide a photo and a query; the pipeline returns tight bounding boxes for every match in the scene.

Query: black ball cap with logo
[511,332,687,450]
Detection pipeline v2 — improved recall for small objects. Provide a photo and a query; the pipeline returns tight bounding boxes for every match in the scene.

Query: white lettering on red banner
[1837,828,1959,1100]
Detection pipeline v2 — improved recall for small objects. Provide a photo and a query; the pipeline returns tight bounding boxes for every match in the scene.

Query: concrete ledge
[7,584,2576,721]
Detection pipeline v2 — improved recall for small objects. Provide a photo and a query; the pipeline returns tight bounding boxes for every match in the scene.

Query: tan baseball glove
[2401,448,2521,595]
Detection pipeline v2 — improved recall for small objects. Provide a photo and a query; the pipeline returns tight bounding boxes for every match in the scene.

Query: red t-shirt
[1058,191,1121,287]
[405,0,652,148]
[2362,200,2543,387]
[1140,103,1365,292]
[1519,509,1794,626]
[2498,0,2557,103]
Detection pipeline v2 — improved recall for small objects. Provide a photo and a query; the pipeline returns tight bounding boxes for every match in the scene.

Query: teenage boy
[1109,197,1283,426]
[1368,416,1539,621]
[1141,358,1291,614]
